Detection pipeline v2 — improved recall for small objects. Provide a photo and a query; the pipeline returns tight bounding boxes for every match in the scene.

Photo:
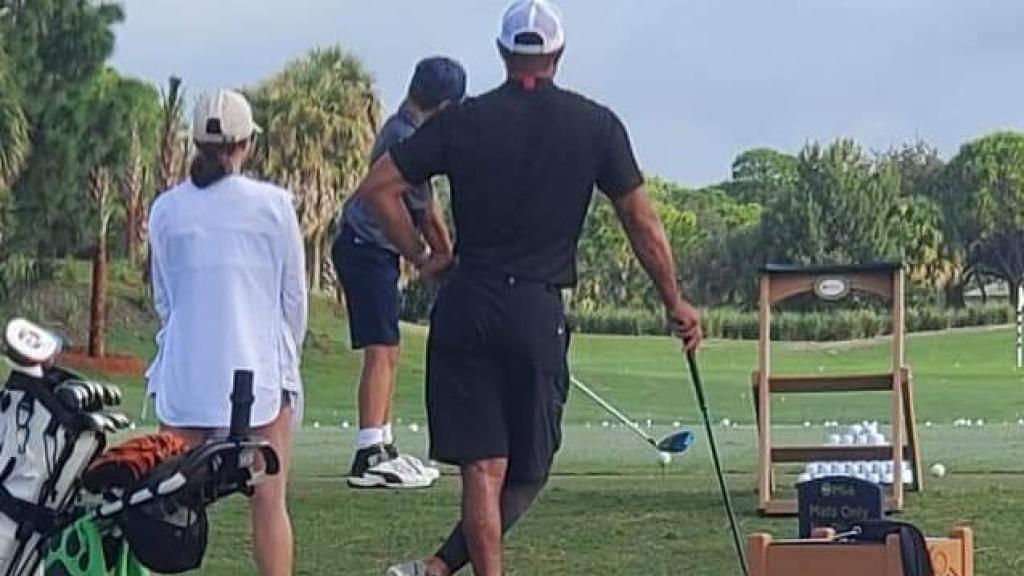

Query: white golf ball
[313,421,321,429]
[657,452,672,466]
[803,421,811,428]
[930,463,947,478]
[672,421,681,429]
[720,418,731,427]
[128,422,137,431]
[925,421,933,427]
[602,421,610,428]
[409,423,420,433]
[340,421,350,429]
[1018,419,1024,426]
[975,419,985,427]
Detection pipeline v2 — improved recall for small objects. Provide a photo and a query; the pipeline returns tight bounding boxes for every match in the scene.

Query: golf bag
[45,370,280,575]
[0,366,122,576]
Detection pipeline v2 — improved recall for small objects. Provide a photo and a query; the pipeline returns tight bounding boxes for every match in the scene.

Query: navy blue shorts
[331,225,401,349]
[426,269,570,482]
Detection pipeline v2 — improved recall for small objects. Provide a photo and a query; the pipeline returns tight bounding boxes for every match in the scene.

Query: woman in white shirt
[147,89,307,576]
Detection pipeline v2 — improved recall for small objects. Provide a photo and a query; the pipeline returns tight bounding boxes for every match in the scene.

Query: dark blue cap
[408,56,467,110]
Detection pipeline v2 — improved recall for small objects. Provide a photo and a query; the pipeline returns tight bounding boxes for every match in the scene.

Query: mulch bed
[59,347,146,377]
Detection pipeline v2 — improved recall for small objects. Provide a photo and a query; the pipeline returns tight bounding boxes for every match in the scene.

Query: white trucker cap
[192,89,261,144]
[497,0,565,55]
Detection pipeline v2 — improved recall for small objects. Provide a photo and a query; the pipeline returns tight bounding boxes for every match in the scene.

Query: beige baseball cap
[192,89,262,144]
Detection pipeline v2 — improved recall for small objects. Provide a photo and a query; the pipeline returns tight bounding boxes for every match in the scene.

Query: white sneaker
[386,560,427,576]
[373,457,435,489]
[396,454,441,482]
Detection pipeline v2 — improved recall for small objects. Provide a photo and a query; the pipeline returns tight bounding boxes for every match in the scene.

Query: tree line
[3,1,1024,354]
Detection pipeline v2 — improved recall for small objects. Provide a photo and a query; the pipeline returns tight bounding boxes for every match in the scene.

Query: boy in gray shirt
[332,57,466,489]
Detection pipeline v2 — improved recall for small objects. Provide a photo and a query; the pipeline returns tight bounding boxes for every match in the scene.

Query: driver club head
[3,318,61,368]
[656,430,696,454]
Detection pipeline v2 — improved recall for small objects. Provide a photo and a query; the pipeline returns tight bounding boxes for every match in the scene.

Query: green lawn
[6,272,1024,574]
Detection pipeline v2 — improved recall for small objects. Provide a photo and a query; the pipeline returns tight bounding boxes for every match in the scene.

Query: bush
[0,254,54,300]
[569,302,1013,340]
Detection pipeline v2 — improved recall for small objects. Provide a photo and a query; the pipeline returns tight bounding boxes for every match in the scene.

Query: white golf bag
[0,319,125,576]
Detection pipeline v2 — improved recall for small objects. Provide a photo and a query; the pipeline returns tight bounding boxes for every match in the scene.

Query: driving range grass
[7,280,1024,574]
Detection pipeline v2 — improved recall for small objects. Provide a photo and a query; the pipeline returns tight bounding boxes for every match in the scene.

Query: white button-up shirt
[147,175,308,428]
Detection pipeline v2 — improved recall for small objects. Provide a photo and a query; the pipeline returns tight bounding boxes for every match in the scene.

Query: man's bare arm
[421,196,453,259]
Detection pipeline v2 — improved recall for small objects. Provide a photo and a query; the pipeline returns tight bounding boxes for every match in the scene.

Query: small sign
[797,476,884,538]
[813,276,851,301]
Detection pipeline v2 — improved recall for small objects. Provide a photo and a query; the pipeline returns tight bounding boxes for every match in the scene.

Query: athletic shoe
[386,560,428,576]
[348,444,434,489]
[397,453,441,482]
[347,444,392,488]
[384,444,441,483]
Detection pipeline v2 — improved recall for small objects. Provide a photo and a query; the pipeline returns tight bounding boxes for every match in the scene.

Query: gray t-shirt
[342,102,433,252]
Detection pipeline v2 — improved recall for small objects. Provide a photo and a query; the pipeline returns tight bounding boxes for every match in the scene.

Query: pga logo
[813,276,850,301]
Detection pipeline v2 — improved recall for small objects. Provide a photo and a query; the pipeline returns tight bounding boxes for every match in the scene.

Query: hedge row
[567,303,1013,341]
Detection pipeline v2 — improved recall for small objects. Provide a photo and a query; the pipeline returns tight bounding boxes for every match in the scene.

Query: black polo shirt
[390,78,643,287]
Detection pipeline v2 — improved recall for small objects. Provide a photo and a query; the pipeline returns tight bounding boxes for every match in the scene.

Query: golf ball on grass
[409,423,420,433]
[657,452,672,466]
[930,463,947,478]
[313,421,320,429]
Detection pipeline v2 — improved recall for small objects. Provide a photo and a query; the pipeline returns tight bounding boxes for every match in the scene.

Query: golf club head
[54,385,86,412]
[657,430,695,454]
[102,384,123,406]
[104,412,131,429]
[3,318,61,371]
[84,412,116,433]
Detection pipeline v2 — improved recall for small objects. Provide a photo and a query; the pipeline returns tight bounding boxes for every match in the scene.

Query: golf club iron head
[54,384,87,412]
[657,430,695,454]
[104,412,132,429]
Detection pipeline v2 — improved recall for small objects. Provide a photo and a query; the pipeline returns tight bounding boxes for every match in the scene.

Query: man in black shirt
[355,1,702,574]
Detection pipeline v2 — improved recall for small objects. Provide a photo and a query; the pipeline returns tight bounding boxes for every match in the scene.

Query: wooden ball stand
[747,525,973,576]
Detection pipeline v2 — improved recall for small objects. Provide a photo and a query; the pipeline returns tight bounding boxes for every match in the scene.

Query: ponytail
[189,144,230,189]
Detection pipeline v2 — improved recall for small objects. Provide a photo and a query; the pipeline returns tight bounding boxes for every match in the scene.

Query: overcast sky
[113,0,1024,186]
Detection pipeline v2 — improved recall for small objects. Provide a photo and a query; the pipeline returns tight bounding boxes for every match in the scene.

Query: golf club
[685,350,748,576]
[569,375,695,454]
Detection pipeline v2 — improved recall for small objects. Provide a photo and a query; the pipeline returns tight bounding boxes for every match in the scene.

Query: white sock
[383,423,394,445]
[355,427,385,449]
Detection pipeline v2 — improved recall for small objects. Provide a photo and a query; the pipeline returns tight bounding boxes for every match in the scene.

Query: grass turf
[6,270,1024,574]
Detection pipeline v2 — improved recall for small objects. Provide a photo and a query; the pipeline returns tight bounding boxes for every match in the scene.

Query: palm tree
[156,75,184,193]
[248,47,380,292]
[0,46,28,190]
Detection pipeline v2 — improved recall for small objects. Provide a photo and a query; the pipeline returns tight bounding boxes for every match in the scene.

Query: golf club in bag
[569,375,694,454]
[0,319,127,576]
[685,350,748,576]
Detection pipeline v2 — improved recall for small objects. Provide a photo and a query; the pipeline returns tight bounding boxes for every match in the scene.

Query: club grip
[229,370,255,440]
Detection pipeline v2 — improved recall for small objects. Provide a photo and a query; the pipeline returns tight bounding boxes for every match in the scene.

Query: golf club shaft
[569,376,657,448]
[686,350,749,576]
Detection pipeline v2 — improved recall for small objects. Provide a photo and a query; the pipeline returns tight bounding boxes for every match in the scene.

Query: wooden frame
[754,262,922,515]
[748,526,973,576]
